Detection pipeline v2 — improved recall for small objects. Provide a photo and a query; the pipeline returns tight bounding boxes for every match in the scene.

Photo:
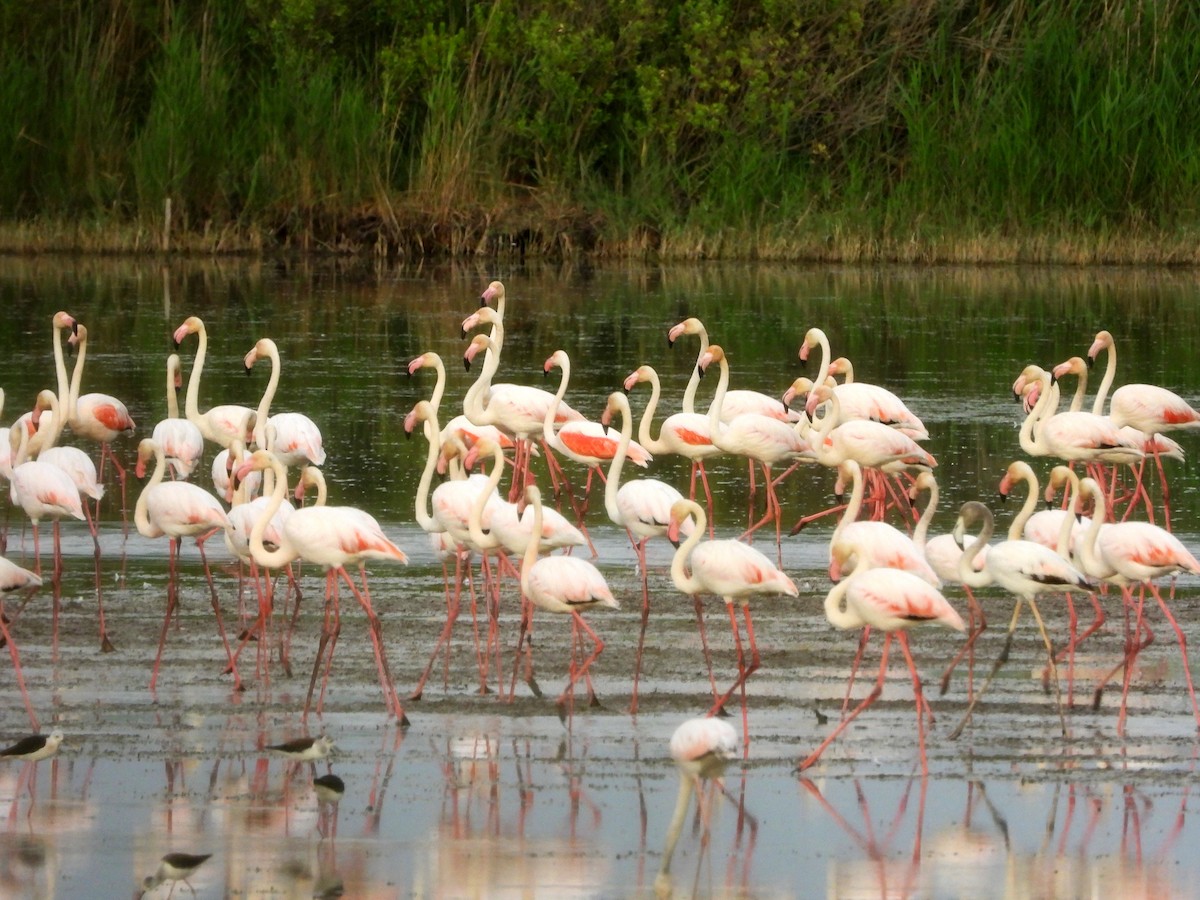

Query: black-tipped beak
[1013,390,1022,403]
[697,364,706,378]
[1085,355,1095,369]
[1050,373,1059,386]
[244,365,253,376]
[998,491,1009,503]
[479,295,487,307]
[669,536,681,549]
[464,358,472,372]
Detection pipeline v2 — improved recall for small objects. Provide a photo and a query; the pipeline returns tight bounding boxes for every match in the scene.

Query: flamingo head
[30,389,56,426]
[167,354,184,390]
[600,391,625,429]
[408,351,437,375]
[172,316,204,348]
[243,338,275,374]
[798,326,826,364]
[517,484,542,517]
[696,344,724,378]
[1086,329,1114,367]
[908,470,937,505]
[667,317,704,347]
[67,322,87,352]
[53,310,78,335]
[403,401,432,438]
[543,349,568,376]
[623,366,650,393]
[134,438,159,479]
[827,356,853,380]
[782,377,813,412]
[1051,356,1086,382]
[480,280,505,308]
[462,306,500,338]
[1046,465,1080,511]
[804,383,834,419]
[462,437,501,473]
[463,335,491,371]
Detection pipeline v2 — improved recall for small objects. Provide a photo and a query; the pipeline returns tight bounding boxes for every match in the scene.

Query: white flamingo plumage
[134,437,241,692]
[667,498,798,755]
[152,353,205,480]
[797,552,964,774]
[172,316,257,450]
[244,337,326,468]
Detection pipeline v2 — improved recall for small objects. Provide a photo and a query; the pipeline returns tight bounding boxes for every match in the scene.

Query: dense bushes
[2,1,1198,261]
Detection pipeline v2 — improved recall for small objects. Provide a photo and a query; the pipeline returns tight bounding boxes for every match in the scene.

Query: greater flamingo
[1087,329,1200,529]
[134,438,241,692]
[172,316,257,449]
[1073,475,1200,733]
[65,323,137,531]
[698,344,812,561]
[948,501,1092,739]
[623,363,719,532]
[797,552,965,774]
[407,350,515,454]
[599,390,692,713]
[667,498,798,755]
[151,354,205,480]
[516,485,618,727]
[244,337,326,468]
[238,449,408,722]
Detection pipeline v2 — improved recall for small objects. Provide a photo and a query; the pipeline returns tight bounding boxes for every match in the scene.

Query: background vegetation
[2,0,1199,262]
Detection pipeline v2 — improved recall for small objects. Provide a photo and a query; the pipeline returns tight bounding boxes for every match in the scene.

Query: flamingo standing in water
[516,485,618,727]
[134,438,242,692]
[0,554,42,731]
[697,345,812,562]
[667,498,798,755]
[172,316,257,450]
[797,551,965,774]
[1072,475,1200,734]
[1087,329,1200,529]
[65,324,136,533]
[238,449,408,722]
[407,350,515,455]
[623,363,720,533]
[244,337,326,468]
[599,390,691,714]
[947,501,1092,739]
[151,354,205,480]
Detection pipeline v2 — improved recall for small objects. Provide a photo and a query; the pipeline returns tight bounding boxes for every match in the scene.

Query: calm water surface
[0,259,1199,897]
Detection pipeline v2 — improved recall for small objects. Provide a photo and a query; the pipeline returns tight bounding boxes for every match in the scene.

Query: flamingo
[622,363,720,532]
[516,485,618,727]
[134,438,242,692]
[697,344,812,561]
[238,449,408,721]
[798,328,929,439]
[947,501,1092,739]
[64,323,136,532]
[244,337,326,468]
[656,716,740,896]
[1087,330,1200,529]
[151,354,205,480]
[908,471,990,696]
[463,436,586,700]
[543,349,652,538]
[0,554,43,731]
[8,409,85,582]
[405,400,496,700]
[211,439,262,505]
[462,320,583,502]
[19,311,77,457]
[407,350,515,454]
[667,498,798,755]
[797,552,965,774]
[1073,475,1200,733]
[172,316,257,449]
[599,390,692,714]
[32,389,112,651]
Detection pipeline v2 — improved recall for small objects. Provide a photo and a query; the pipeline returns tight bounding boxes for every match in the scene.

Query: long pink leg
[341,565,407,723]
[1148,580,1200,730]
[842,628,872,715]
[939,587,986,696]
[150,538,181,691]
[896,633,929,775]
[556,611,606,725]
[629,536,651,715]
[305,571,340,719]
[799,634,892,771]
[410,550,469,700]
[196,532,241,690]
[692,595,720,707]
[0,607,38,731]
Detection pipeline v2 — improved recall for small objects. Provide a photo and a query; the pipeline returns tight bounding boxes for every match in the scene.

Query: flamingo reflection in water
[799,774,928,900]
[655,717,757,899]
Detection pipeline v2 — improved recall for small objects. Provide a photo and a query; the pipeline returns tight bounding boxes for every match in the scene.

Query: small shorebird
[0,730,63,762]
[266,734,334,761]
[312,773,345,804]
[138,852,212,898]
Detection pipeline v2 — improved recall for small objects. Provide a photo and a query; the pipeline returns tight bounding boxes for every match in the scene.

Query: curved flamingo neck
[809,329,832,389]
[682,320,710,416]
[604,393,634,524]
[830,461,864,549]
[248,453,295,569]
[957,505,995,589]
[252,340,282,449]
[911,476,939,551]
[1093,338,1117,417]
[133,441,168,538]
[668,501,707,596]
[542,354,571,446]
[822,568,864,630]
[705,352,730,444]
[182,320,211,437]
[468,444,505,550]
[463,336,502,426]
[166,355,183,419]
[412,409,441,534]
[66,325,89,430]
[425,353,447,416]
[1076,477,1109,577]
[52,319,72,425]
[806,389,842,466]
[634,368,667,452]
[519,489,545,596]
[1007,463,1040,541]
[1018,370,1056,456]
[1068,365,1087,413]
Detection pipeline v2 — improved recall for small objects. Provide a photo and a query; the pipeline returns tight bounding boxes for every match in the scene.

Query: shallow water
[0,259,1199,897]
